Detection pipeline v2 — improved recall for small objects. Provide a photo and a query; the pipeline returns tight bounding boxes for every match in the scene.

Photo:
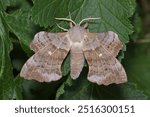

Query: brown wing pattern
[20,33,70,82]
[30,31,66,52]
[83,32,127,85]
[84,31,123,57]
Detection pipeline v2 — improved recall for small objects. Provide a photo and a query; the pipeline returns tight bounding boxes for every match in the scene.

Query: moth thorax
[69,25,86,42]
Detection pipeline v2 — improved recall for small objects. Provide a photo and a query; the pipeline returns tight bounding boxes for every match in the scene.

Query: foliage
[0,0,149,99]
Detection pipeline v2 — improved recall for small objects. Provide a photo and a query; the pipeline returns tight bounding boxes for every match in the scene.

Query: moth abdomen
[70,44,84,79]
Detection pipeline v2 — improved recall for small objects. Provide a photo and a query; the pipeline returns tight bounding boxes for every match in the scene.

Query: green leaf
[61,53,70,76]
[5,9,35,56]
[56,68,147,99]
[32,0,69,27]
[130,11,143,41]
[123,42,150,99]
[0,0,17,11]
[0,11,22,99]
[0,0,33,12]
[12,76,23,99]
[1,0,147,100]
[22,79,62,99]
[32,0,135,43]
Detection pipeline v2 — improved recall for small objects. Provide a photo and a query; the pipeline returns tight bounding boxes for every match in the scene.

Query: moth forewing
[96,31,123,57]
[20,33,71,82]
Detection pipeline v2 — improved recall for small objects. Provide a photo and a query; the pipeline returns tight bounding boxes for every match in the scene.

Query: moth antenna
[68,12,73,27]
[79,17,101,25]
[69,12,72,19]
[56,24,69,32]
[55,18,76,25]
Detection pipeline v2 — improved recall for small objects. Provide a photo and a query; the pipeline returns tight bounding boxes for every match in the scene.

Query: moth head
[55,17,100,31]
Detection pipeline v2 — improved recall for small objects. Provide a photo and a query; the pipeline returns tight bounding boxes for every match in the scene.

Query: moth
[20,17,127,85]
